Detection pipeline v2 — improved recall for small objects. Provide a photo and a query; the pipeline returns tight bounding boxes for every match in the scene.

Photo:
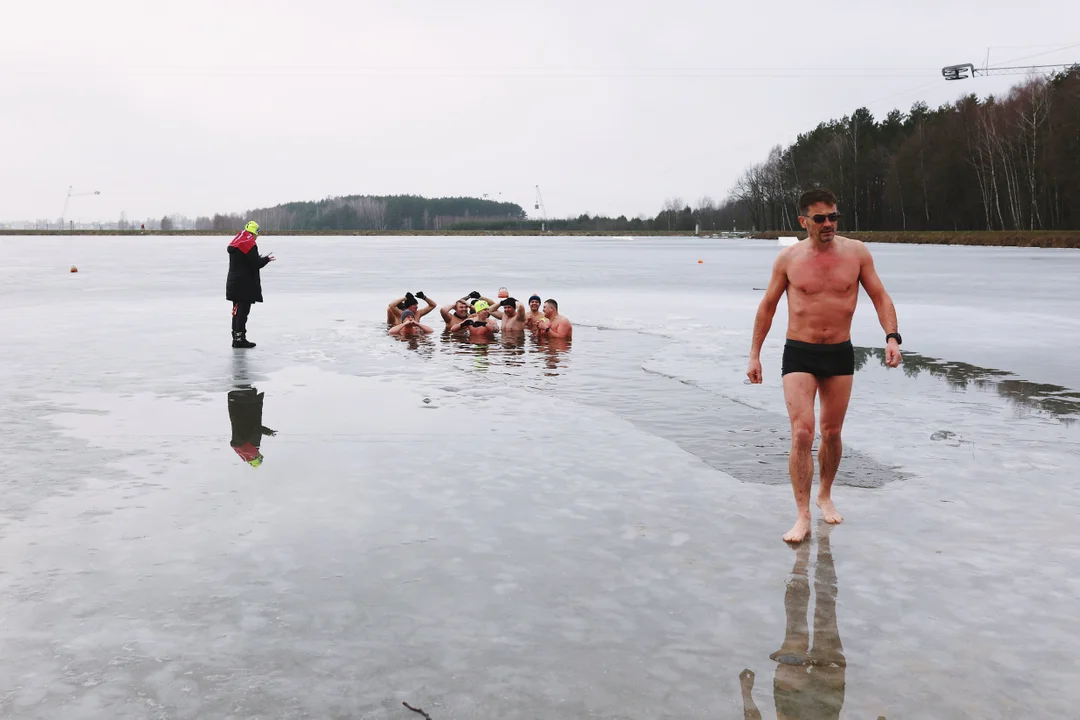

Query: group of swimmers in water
[385,288,573,340]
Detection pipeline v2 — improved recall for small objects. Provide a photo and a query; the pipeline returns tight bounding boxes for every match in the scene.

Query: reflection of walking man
[228,387,276,467]
[741,523,847,720]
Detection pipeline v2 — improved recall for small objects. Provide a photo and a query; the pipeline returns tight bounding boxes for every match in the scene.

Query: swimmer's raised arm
[498,297,525,320]
[388,322,406,336]
[747,250,791,383]
[414,291,437,318]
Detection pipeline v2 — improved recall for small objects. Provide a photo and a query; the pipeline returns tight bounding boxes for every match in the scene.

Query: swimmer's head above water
[454,299,472,317]
[473,300,490,317]
[529,295,541,312]
[543,298,558,318]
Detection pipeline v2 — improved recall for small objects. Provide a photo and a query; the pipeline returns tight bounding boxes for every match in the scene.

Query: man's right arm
[750,252,790,360]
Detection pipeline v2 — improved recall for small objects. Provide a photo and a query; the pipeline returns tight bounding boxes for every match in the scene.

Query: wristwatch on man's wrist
[886,332,902,346]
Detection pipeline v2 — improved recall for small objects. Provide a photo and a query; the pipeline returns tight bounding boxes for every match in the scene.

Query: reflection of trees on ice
[853,346,1079,423]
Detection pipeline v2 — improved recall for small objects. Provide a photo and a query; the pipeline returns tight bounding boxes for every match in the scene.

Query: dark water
[1,235,1078,719]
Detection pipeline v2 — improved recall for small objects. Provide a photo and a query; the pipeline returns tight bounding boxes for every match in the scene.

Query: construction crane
[942,62,1077,81]
[534,185,548,233]
[61,186,101,229]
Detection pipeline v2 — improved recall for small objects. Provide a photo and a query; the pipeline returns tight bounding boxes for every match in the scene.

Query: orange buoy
[697,259,703,264]
[70,265,78,273]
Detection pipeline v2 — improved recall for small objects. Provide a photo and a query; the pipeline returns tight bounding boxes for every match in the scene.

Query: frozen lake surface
[1,235,1078,719]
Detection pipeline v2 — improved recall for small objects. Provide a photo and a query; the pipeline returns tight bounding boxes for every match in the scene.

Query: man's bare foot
[783,516,811,543]
[739,668,755,693]
[817,496,844,524]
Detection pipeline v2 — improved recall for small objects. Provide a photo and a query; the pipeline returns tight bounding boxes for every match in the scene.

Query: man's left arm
[415,293,437,318]
[858,245,902,366]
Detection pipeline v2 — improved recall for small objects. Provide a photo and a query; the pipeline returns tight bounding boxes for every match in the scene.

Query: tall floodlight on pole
[942,62,1077,81]
[61,186,102,230]
[534,185,548,233]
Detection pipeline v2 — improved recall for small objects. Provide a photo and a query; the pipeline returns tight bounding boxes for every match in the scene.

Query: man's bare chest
[787,256,860,297]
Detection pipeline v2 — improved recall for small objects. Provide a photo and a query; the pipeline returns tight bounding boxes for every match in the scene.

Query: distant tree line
[184,192,736,234]
[717,68,1080,232]
[184,194,528,233]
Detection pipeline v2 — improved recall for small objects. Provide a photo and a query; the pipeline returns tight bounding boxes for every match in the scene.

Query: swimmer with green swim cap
[450,297,499,339]
[440,290,501,329]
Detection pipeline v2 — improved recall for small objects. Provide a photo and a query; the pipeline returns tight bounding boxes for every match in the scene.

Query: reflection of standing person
[532,334,571,376]
[740,523,846,720]
[747,189,901,543]
[226,220,275,349]
[228,387,276,467]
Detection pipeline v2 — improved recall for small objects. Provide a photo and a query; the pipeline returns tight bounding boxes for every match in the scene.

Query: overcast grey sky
[2,0,1077,223]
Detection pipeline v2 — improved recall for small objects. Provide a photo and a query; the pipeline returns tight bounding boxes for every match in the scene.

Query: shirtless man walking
[747,189,902,543]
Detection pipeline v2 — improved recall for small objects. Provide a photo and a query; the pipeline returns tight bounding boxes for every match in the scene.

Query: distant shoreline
[2,228,1078,247]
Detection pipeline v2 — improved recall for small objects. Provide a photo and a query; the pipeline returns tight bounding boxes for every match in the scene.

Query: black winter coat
[226,230,271,303]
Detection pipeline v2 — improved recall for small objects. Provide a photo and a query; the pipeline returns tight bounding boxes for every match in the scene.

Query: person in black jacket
[226,220,275,348]
[228,386,276,467]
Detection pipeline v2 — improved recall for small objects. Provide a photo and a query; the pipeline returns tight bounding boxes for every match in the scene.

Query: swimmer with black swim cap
[747,188,902,544]
[387,291,436,325]
[496,294,527,333]
[524,294,545,330]
[388,309,434,336]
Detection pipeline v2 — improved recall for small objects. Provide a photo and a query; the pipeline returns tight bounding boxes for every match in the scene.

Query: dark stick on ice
[403,701,433,719]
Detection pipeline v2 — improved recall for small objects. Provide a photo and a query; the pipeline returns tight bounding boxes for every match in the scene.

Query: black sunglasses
[805,212,841,224]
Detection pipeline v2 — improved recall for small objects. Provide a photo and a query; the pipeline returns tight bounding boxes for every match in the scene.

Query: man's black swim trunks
[781,339,855,378]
